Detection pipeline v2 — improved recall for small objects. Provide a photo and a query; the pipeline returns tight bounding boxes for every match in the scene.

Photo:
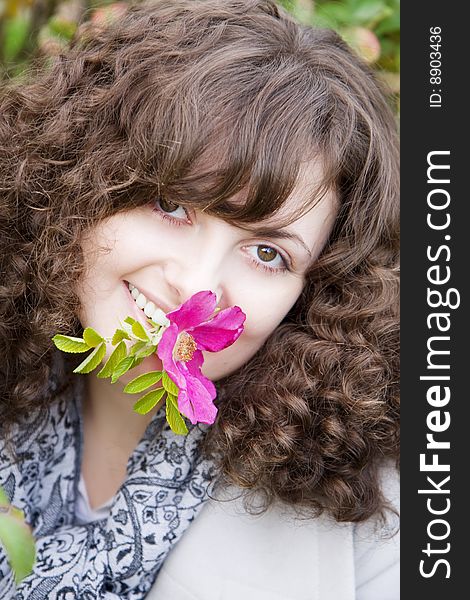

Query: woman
[0,1,399,598]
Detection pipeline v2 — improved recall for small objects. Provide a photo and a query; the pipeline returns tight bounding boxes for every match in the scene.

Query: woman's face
[76,164,337,383]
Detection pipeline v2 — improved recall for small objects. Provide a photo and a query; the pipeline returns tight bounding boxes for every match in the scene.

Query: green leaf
[52,335,91,353]
[0,506,36,583]
[3,14,30,63]
[352,0,391,29]
[83,327,104,348]
[48,16,77,41]
[118,319,142,341]
[375,11,400,36]
[73,342,107,374]
[131,321,149,341]
[97,341,127,379]
[315,3,352,26]
[0,486,9,505]
[135,344,158,359]
[112,328,131,344]
[166,394,188,435]
[129,341,147,356]
[111,355,136,383]
[123,371,163,394]
[133,388,166,414]
[166,393,178,408]
[162,371,179,396]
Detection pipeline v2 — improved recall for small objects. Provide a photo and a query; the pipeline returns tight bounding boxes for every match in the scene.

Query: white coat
[148,464,400,600]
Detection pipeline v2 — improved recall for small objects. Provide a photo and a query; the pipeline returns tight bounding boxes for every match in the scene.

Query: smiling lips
[127,282,170,326]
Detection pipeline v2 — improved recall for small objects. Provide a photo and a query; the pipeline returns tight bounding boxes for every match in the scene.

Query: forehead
[272,160,336,220]
[266,162,338,252]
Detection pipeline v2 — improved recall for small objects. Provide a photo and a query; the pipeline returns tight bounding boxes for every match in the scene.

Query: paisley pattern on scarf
[0,354,215,599]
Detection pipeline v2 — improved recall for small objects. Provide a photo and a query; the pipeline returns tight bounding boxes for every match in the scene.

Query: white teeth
[136,293,147,309]
[151,308,170,327]
[127,282,170,326]
[144,301,156,317]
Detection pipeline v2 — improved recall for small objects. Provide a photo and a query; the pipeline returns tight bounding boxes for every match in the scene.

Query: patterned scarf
[0,357,216,599]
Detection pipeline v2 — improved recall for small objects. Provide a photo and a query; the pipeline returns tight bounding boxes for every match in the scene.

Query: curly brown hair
[0,0,399,523]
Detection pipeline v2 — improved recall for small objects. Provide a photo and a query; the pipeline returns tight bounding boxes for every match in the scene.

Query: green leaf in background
[123,371,163,394]
[73,341,106,374]
[52,335,91,353]
[162,371,179,396]
[133,387,166,414]
[0,489,36,584]
[83,327,104,348]
[375,10,399,36]
[48,16,77,41]
[166,394,188,435]
[314,2,352,27]
[97,340,127,379]
[2,11,31,63]
[349,0,391,28]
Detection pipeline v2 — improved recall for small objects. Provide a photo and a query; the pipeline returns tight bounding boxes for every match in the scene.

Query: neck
[80,374,161,508]
[83,374,156,451]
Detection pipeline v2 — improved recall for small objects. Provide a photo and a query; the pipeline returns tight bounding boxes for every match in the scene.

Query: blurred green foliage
[0,1,399,112]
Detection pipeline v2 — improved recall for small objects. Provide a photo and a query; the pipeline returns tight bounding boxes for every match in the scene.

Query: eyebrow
[242,225,313,259]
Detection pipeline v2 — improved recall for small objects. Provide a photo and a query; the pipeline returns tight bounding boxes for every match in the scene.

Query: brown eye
[257,246,278,262]
[246,244,288,273]
[159,198,180,213]
[154,197,189,222]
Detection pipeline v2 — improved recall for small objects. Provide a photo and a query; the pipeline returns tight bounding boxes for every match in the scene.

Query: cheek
[237,278,304,336]
[201,328,274,381]
[202,283,304,380]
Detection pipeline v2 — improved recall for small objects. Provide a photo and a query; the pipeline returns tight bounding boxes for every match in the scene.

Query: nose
[162,242,226,309]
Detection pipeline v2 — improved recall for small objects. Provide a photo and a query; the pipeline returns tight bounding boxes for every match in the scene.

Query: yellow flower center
[174,332,197,362]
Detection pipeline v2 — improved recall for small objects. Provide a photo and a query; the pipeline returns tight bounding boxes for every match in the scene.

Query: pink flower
[157,291,246,425]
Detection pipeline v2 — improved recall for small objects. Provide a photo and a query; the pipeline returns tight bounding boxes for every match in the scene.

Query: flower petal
[177,374,218,425]
[157,324,186,389]
[191,306,246,352]
[185,351,216,399]
[167,290,217,331]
